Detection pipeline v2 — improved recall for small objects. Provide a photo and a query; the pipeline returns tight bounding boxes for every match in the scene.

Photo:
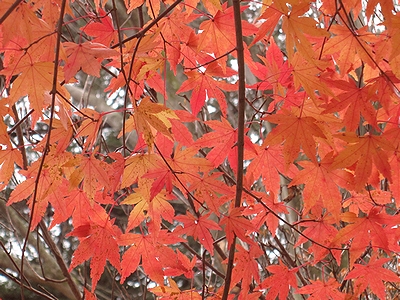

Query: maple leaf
[81,8,119,46]
[0,0,47,46]
[65,152,110,201]
[0,146,23,189]
[230,244,263,295]
[322,25,376,74]
[119,229,184,283]
[281,0,329,61]
[329,132,393,191]
[0,59,67,126]
[252,2,285,45]
[163,250,196,278]
[256,259,298,300]
[68,213,121,292]
[296,277,345,300]
[295,214,338,263]
[198,3,257,58]
[142,144,213,198]
[342,190,392,214]
[290,52,333,99]
[188,172,235,213]
[247,143,297,193]
[150,278,202,300]
[75,108,103,149]
[51,187,98,228]
[334,208,398,265]
[322,80,378,131]
[345,257,400,299]
[174,213,221,255]
[290,153,353,219]
[124,97,178,147]
[249,38,292,95]
[170,118,194,146]
[193,118,255,172]
[63,41,119,81]
[242,191,288,237]
[82,288,98,300]
[220,207,255,246]
[177,62,236,116]
[7,146,72,230]
[263,109,326,166]
[121,153,162,188]
[122,178,175,230]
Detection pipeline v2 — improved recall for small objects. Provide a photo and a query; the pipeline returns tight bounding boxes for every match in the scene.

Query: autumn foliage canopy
[1,0,400,299]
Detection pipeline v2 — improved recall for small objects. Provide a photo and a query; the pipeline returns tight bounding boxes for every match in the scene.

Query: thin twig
[221,0,246,298]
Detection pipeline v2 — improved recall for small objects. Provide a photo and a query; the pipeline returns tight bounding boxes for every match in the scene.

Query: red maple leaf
[247,143,297,193]
[67,211,121,292]
[256,259,298,300]
[81,8,119,46]
[193,118,255,172]
[295,214,338,263]
[177,62,237,116]
[297,277,345,300]
[119,228,184,283]
[220,207,255,246]
[230,244,264,295]
[334,207,399,264]
[174,213,221,255]
[345,257,400,299]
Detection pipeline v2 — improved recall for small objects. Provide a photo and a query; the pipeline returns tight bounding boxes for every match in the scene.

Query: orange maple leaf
[329,132,393,191]
[0,59,67,125]
[63,41,119,81]
[198,3,257,57]
[150,278,202,300]
[322,80,378,131]
[322,25,376,74]
[0,147,23,189]
[290,153,353,219]
[7,146,72,230]
[122,178,175,230]
[124,97,178,147]
[75,108,103,149]
[66,152,110,200]
[121,153,162,188]
[263,109,326,167]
